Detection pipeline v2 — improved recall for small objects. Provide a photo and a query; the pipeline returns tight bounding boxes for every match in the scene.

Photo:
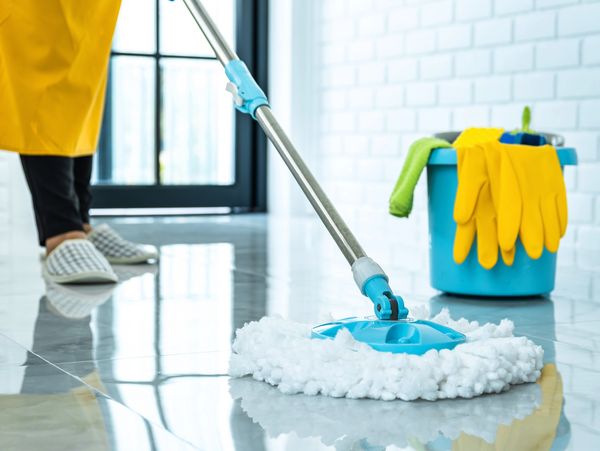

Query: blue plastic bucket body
[426,147,577,297]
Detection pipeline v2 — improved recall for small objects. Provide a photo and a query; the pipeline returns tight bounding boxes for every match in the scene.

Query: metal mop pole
[182,0,407,320]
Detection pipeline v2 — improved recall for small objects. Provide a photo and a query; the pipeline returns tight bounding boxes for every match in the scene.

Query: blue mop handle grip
[181,0,268,117]
[352,257,408,320]
[225,60,270,119]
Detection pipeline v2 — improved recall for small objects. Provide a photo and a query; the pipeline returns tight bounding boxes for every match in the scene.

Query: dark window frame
[92,0,268,212]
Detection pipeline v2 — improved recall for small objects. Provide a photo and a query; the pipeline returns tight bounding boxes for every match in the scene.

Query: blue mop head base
[311,317,466,355]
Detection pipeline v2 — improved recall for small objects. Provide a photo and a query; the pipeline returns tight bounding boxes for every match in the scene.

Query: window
[92,0,268,210]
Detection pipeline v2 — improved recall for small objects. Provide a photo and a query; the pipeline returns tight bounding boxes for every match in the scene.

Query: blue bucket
[426,147,577,297]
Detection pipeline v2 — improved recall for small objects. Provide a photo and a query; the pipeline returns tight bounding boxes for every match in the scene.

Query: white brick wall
[314,0,600,295]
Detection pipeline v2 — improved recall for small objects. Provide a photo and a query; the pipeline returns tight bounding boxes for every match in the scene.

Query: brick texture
[315,0,600,287]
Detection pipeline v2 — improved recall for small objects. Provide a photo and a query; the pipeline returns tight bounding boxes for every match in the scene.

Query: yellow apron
[0,0,121,156]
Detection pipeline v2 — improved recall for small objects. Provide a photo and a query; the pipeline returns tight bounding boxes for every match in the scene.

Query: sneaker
[87,224,159,264]
[43,239,118,284]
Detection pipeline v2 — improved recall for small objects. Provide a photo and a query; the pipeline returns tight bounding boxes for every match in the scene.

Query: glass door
[92,0,267,210]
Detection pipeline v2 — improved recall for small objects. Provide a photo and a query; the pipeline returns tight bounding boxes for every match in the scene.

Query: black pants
[20,155,93,246]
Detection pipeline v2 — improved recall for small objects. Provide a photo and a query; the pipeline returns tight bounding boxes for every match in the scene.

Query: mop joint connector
[352,257,408,320]
[225,60,269,118]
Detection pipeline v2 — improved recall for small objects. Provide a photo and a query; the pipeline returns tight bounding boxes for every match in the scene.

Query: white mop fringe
[229,308,543,401]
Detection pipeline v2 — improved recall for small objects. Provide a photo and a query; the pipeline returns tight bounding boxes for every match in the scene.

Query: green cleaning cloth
[389,137,452,218]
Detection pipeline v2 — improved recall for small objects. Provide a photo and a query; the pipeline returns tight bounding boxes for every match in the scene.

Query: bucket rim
[428,147,578,166]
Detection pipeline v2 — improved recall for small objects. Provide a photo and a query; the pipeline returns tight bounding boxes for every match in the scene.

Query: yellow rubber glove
[498,145,568,259]
[482,141,520,266]
[453,128,507,269]
[453,145,498,269]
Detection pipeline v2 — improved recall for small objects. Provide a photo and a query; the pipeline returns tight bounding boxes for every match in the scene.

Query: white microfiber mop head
[229,308,543,401]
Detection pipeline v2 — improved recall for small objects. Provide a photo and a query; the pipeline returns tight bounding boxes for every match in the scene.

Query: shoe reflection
[0,284,178,451]
[0,296,109,451]
[45,280,116,319]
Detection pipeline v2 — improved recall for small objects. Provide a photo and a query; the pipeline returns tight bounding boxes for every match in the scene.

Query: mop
[182,0,543,400]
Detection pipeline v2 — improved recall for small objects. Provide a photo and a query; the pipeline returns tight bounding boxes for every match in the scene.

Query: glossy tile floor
[1,215,599,450]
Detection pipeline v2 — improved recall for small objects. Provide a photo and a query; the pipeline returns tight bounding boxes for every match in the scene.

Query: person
[0,0,157,284]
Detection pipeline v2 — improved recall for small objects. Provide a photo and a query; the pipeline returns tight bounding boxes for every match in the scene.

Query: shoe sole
[43,265,118,285]
[107,253,159,265]
[42,250,158,265]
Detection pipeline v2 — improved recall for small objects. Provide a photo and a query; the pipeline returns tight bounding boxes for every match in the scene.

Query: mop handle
[182,0,408,320]
[182,0,366,265]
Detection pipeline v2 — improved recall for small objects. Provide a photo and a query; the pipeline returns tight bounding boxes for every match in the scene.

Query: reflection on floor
[0,215,598,450]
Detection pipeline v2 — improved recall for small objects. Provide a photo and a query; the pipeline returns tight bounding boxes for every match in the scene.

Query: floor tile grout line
[0,331,112,390]
[0,332,204,450]
[37,349,234,368]
[9,349,232,378]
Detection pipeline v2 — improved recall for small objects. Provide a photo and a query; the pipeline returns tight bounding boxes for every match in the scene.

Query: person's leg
[19,155,86,253]
[71,155,159,264]
[72,155,94,234]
